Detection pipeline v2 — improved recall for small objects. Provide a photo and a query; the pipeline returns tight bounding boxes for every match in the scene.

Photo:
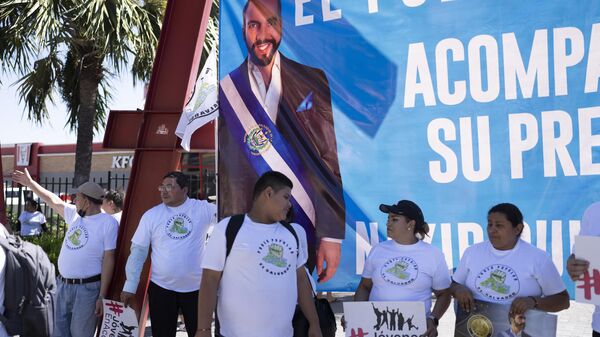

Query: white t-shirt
[18,211,46,236]
[58,204,119,278]
[201,215,308,337]
[453,239,566,304]
[112,211,122,224]
[131,198,216,292]
[580,202,600,332]
[0,228,8,337]
[362,239,451,315]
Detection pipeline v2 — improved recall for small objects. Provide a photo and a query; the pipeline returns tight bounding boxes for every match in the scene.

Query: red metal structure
[103,0,214,329]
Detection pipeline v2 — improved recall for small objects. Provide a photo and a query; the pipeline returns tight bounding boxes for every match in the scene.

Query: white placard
[343,301,426,337]
[574,235,600,305]
[99,300,139,337]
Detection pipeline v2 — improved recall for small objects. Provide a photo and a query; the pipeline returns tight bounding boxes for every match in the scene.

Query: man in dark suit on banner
[218,0,345,282]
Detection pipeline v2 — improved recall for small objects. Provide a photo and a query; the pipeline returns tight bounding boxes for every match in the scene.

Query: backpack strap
[225,214,300,258]
[225,214,245,257]
[280,222,299,258]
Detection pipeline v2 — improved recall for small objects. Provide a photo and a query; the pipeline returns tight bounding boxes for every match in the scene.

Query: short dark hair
[104,190,124,209]
[488,203,524,236]
[252,171,293,200]
[243,0,282,25]
[24,197,38,209]
[163,171,189,189]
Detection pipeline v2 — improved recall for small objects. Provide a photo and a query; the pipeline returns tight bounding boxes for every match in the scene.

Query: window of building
[180,152,216,200]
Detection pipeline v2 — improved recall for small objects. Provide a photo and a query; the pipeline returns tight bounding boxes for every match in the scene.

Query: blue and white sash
[220,67,316,227]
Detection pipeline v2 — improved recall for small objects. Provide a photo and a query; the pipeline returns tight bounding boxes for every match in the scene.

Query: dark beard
[246,38,280,67]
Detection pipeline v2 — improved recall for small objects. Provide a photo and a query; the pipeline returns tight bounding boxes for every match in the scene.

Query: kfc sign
[16,143,31,166]
[112,155,134,169]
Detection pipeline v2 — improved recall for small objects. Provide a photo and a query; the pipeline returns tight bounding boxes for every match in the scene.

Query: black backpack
[224,214,299,257]
[0,233,56,337]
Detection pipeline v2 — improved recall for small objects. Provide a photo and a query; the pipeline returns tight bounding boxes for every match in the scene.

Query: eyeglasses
[157,184,177,192]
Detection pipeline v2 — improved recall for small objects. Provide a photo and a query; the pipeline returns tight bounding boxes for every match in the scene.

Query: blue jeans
[53,278,100,337]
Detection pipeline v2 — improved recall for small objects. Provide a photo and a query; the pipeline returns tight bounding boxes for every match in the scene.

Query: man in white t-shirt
[12,169,118,337]
[567,201,600,337]
[120,171,216,337]
[101,189,124,223]
[195,171,322,337]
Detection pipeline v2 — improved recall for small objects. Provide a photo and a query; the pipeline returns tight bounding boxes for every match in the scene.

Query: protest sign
[454,300,556,337]
[99,300,139,337]
[343,301,426,337]
[574,235,600,305]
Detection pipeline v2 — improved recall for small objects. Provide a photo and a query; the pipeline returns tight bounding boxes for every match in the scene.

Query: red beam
[104,0,214,330]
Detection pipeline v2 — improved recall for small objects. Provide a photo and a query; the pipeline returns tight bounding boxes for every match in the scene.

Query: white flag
[176,47,218,151]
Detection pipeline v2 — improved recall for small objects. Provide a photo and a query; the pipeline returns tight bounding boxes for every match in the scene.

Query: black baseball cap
[379,200,425,226]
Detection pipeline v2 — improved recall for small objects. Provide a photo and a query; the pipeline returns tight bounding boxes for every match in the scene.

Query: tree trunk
[0,137,7,225]
[73,53,102,188]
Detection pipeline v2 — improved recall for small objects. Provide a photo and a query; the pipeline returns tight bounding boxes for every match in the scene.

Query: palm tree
[0,0,166,187]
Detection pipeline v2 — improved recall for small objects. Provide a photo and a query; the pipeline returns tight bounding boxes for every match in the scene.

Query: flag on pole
[176,47,218,151]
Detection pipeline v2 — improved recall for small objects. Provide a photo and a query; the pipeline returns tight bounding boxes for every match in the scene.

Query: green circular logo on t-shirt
[165,214,193,240]
[381,256,419,286]
[475,264,520,301]
[65,226,89,250]
[258,238,294,276]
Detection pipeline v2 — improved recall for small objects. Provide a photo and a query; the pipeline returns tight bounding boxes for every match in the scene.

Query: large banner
[218,0,600,292]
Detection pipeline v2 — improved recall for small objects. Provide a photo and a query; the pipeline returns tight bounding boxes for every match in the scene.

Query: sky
[0,70,145,146]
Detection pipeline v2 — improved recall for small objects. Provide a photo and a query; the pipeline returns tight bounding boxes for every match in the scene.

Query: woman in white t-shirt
[451,203,570,317]
[347,200,452,337]
[18,198,47,237]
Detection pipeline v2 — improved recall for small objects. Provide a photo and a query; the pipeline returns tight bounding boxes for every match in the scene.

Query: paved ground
[162,294,595,337]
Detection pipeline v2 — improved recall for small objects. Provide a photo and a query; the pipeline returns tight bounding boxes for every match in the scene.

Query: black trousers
[593,330,599,337]
[148,281,198,337]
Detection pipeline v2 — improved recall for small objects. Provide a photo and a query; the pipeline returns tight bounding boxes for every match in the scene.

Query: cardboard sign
[99,300,139,337]
[574,235,600,305]
[343,301,426,337]
[454,300,557,337]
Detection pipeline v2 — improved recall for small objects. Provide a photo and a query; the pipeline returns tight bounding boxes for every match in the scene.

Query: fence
[2,172,129,237]
[2,170,216,237]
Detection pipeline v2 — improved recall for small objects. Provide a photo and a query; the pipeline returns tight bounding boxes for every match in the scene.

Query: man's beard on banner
[246,38,281,66]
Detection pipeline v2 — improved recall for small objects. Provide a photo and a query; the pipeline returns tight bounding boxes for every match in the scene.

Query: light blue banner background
[219,0,600,294]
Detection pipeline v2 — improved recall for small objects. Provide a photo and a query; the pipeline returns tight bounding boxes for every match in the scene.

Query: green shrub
[23,230,65,268]
[4,210,65,268]
[23,231,64,270]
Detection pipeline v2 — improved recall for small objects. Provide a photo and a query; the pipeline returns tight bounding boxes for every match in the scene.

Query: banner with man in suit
[219,0,600,291]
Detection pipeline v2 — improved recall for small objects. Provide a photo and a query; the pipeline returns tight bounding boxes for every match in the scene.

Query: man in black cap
[12,169,118,337]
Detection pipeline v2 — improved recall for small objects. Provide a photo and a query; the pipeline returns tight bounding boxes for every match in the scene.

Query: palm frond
[15,51,63,123]
[0,0,65,73]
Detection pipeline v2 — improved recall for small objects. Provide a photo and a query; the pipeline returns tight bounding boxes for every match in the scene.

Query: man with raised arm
[12,169,118,337]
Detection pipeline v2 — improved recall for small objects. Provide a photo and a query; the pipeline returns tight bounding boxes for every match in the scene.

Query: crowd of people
[0,167,597,337]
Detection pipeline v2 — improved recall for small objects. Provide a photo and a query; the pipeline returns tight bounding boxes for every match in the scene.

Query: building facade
[1,142,215,199]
